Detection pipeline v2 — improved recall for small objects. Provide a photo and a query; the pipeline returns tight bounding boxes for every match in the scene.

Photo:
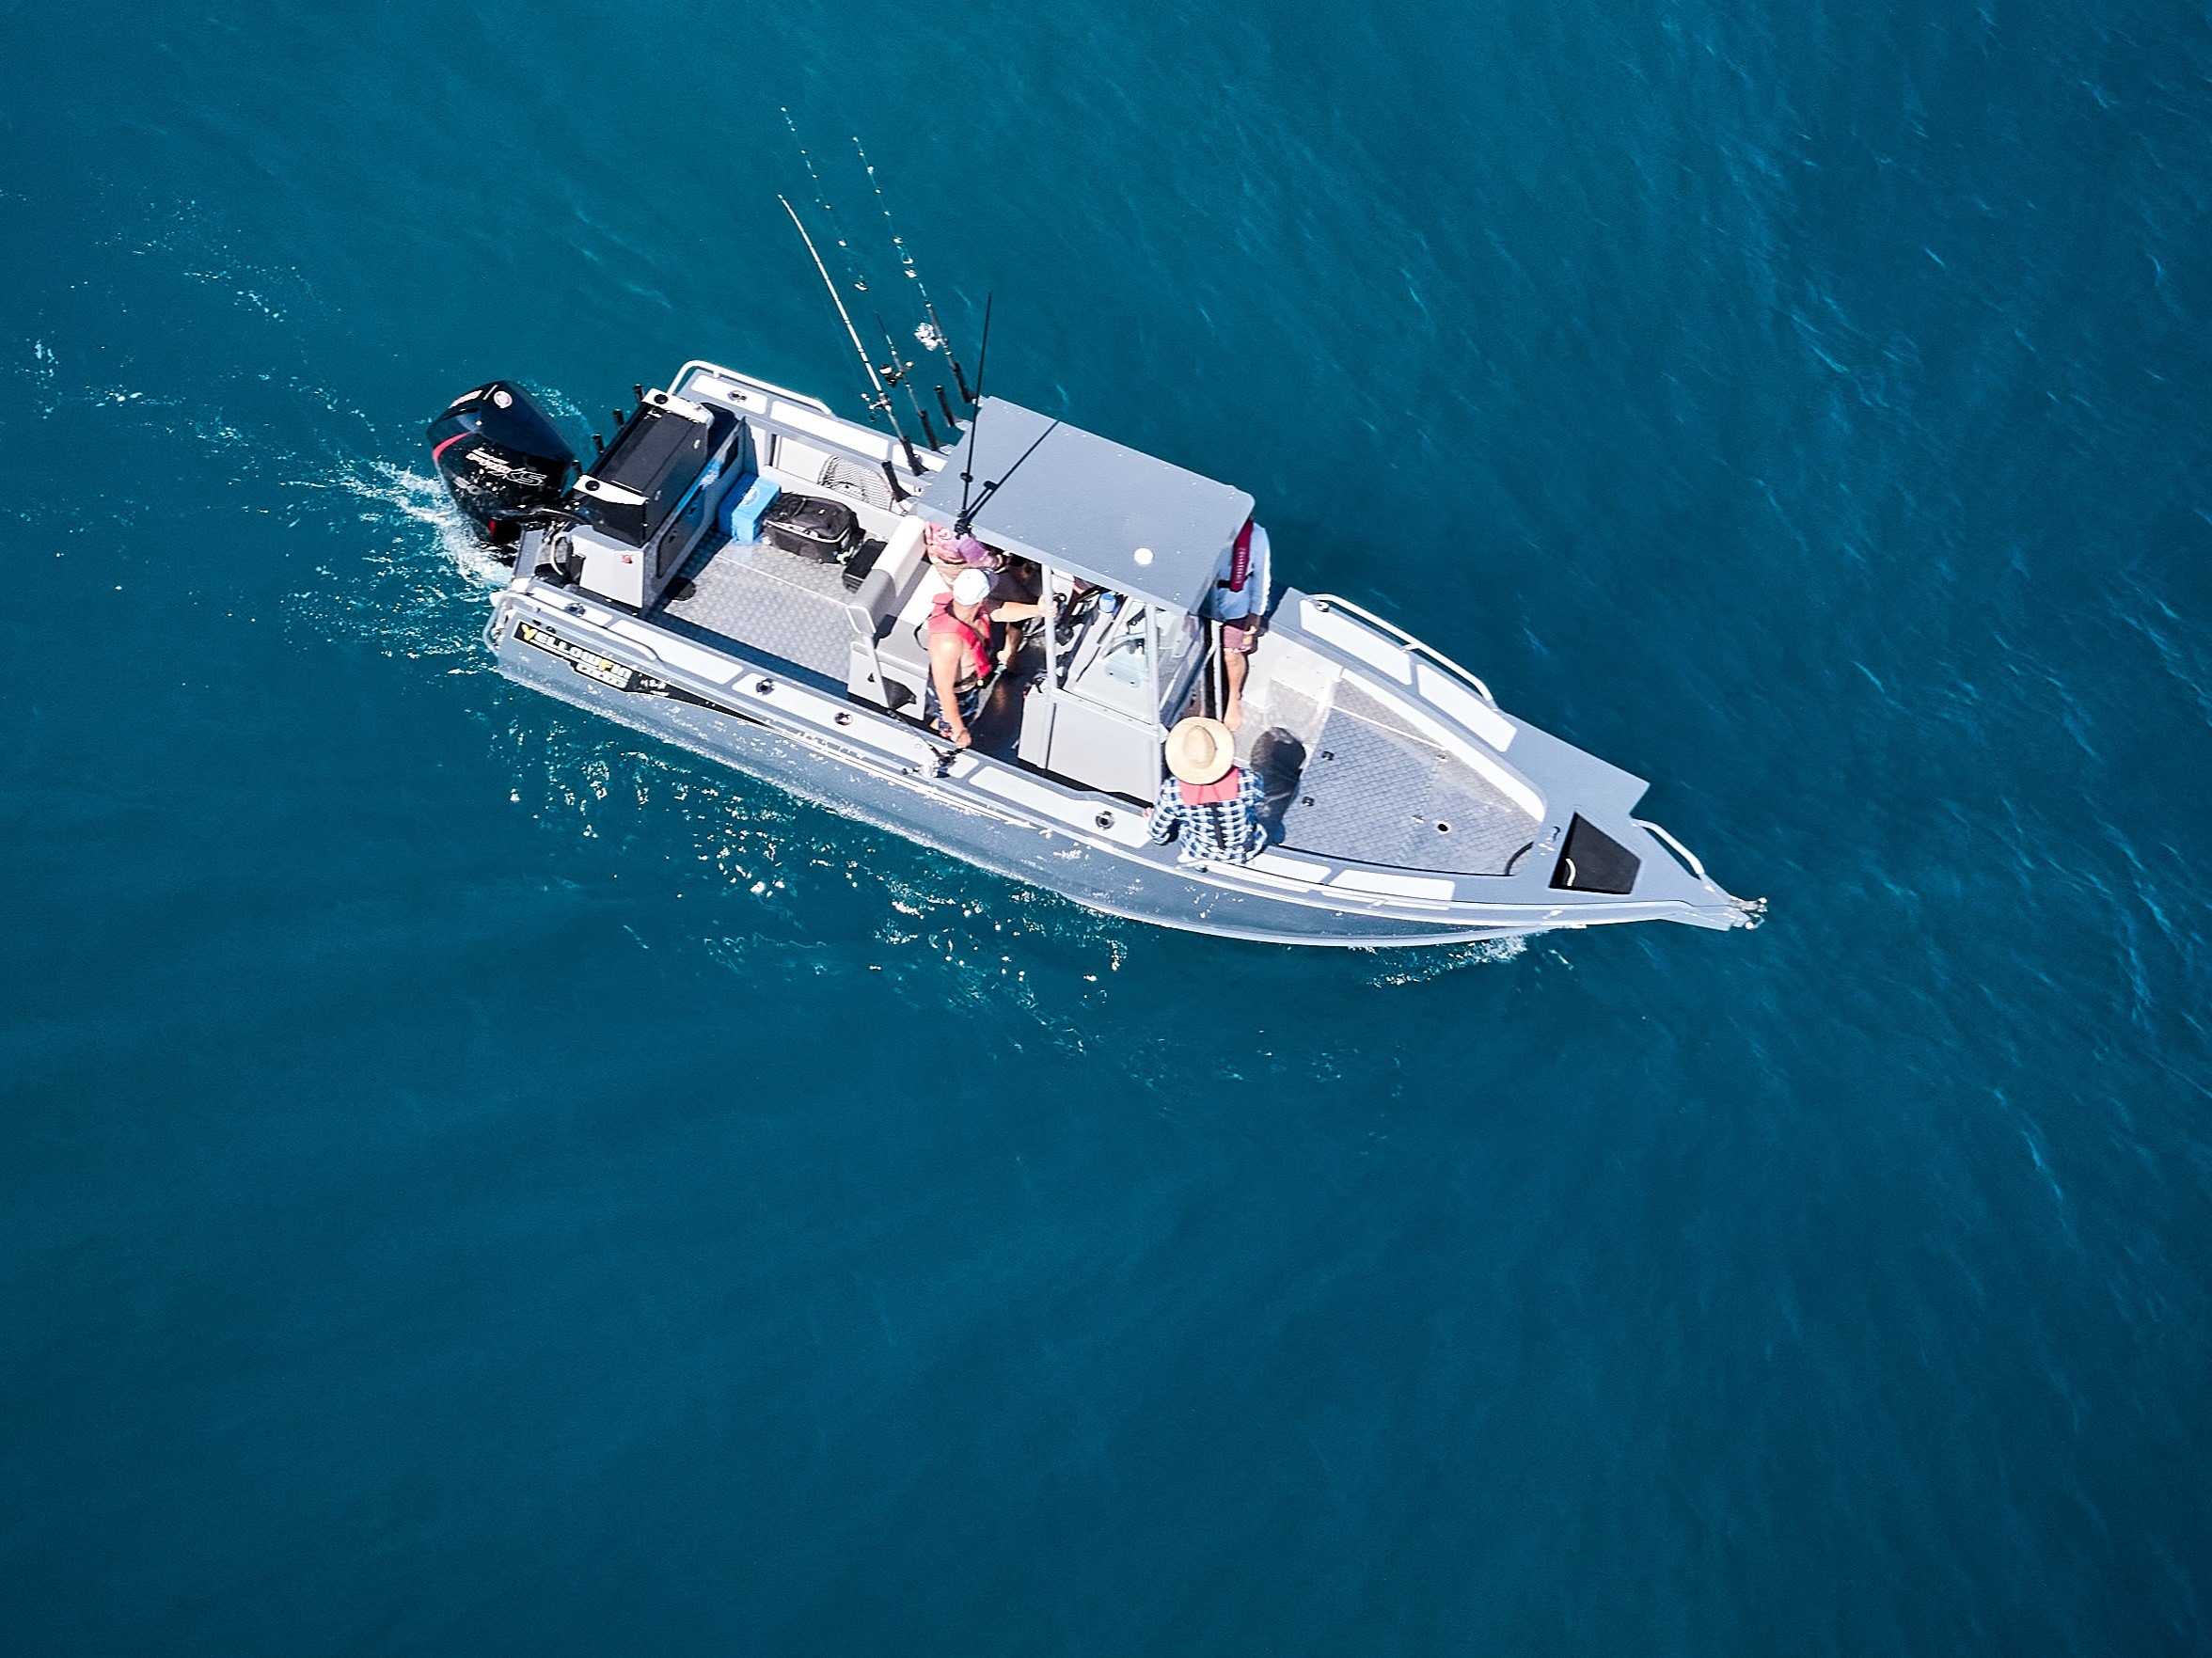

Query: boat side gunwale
[488,623,1632,949]
[488,576,1751,935]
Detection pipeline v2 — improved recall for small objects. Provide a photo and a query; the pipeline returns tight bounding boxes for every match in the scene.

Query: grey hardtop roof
[912,398,1254,614]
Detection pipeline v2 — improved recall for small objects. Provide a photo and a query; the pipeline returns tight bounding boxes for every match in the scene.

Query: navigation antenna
[956,293,993,529]
[777,195,924,482]
[956,418,1061,536]
[945,296,1062,538]
[852,135,975,408]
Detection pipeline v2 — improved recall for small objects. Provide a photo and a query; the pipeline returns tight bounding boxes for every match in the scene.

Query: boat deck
[1256,682,1538,876]
[650,530,1035,759]
[655,534,851,694]
[651,537,1536,876]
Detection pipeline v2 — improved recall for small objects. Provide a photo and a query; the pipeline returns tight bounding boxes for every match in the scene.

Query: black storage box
[573,402,724,549]
[841,537,890,592]
[761,493,860,563]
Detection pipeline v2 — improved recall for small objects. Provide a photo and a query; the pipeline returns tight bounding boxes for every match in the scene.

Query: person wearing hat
[1146,717,1267,866]
[926,565,1046,749]
[924,521,1000,589]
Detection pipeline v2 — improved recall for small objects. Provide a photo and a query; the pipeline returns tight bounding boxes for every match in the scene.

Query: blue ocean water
[5,0,2210,1650]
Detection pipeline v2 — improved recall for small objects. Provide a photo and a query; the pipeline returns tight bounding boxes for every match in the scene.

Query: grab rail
[671,360,835,415]
[1305,593,1497,706]
[1631,817,1709,883]
[600,616,673,669]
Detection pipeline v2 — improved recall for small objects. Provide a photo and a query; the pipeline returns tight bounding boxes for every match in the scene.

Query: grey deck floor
[1272,682,1538,876]
[654,537,851,691]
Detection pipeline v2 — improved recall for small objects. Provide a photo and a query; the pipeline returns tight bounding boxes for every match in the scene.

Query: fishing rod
[875,310,940,450]
[778,195,924,480]
[782,109,871,300]
[782,114,927,474]
[956,293,993,527]
[852,135,974,407]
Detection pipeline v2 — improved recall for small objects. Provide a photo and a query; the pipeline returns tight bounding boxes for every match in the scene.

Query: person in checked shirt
[1147,717,1267,866]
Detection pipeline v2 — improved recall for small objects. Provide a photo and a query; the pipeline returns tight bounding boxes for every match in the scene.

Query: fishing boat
[427,356,1761,948]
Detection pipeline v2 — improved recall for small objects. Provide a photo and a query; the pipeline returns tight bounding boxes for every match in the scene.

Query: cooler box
[719,475,778,543]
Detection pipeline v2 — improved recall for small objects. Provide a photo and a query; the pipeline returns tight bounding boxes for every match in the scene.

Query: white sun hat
[950,567,993,607]
[1163,717,1237,786]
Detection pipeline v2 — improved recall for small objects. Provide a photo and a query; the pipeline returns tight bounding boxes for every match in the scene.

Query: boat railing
[671,360,835,416]
[1630,817,1762,924]
[1630,817,1709,883]
[1304,593,1498,706]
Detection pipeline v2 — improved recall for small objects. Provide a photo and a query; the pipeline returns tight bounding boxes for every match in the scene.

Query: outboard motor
[426,382,577,547]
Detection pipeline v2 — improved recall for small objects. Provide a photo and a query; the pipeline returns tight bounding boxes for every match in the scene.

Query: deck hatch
[1551,814,1641,894]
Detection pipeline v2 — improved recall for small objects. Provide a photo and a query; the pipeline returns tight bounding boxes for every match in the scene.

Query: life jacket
[928,592,996,687]
[1224,518,1256,593]
[1177,771,1242,806]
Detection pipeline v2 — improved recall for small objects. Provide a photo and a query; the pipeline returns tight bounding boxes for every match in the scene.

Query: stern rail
[670,360,835,415]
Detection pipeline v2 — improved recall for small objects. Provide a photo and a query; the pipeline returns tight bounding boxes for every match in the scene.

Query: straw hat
[1164,717,1236,786]
[950,567,994,607]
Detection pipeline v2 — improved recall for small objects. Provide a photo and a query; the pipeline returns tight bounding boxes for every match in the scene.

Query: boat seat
[845,517,928,640]
[845,519,938,711]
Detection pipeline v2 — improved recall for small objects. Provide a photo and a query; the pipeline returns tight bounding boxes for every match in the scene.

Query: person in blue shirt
[1204,518,1271,732]
[1147,717,1267,866]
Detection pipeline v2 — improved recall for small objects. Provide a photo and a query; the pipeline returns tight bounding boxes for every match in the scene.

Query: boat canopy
[910,398,1254,616]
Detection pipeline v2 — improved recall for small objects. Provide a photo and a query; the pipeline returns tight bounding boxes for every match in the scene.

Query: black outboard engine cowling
[426,382,577,546]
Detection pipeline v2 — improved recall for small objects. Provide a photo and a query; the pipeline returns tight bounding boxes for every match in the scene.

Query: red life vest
[1177,768,1242,806]
[928,592,996,686]
[1224,518,1256,594]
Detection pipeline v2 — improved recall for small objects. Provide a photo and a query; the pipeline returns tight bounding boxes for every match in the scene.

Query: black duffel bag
[760,492,861,563]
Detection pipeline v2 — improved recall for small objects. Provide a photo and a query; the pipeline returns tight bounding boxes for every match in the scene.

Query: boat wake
[279,458,509,667]
[1362,936,1528,986]
[328,458,502,582]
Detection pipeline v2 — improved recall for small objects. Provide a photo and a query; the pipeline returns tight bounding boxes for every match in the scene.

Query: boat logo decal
[511,618,762,722]
[514,619,652,691]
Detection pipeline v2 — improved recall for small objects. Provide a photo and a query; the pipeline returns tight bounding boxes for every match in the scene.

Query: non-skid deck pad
[1274,683,1537,876]
[655,537,852,690]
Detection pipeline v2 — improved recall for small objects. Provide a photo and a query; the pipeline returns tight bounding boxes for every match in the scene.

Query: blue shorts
[932,682,986,733]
